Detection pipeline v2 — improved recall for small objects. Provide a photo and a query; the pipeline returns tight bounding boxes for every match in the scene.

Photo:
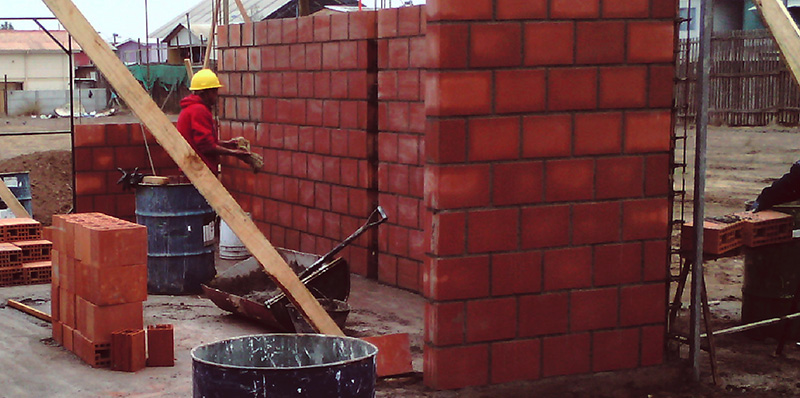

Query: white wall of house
[0,51,71,90]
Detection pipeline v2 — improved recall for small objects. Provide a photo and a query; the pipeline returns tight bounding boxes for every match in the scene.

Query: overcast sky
[3,0,425,43]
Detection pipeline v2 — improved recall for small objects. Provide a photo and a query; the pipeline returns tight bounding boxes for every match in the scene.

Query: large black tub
[191,334,378,398]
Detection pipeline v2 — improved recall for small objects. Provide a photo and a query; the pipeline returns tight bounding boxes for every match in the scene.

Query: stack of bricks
[50,212,147,370]
[0,218,51,287]
[681,210,793,254]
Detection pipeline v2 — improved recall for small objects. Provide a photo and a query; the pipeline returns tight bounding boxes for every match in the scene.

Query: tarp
[127,64,189,91]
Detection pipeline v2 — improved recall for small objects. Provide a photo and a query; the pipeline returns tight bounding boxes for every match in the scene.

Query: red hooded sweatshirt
[177,94,219,170]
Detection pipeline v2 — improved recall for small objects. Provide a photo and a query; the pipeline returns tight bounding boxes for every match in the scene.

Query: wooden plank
[203,0,219,69]
[753,0,800,89]
[233,0,251,24]
[0,178,30,218]
[7,299,51,323]
[41,0,343,336]
[184,58,194,80]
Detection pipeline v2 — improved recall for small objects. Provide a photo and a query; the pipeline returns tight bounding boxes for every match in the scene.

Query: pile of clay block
[681,210,794,255]
[0,218,52,287]
[51,213,150,370]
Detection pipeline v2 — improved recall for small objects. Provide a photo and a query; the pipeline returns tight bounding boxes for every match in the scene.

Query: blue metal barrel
[135,183,216,294]
[0,172,33,216]
[192,334,377,398]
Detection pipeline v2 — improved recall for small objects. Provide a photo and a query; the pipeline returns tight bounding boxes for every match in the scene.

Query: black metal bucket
[743,239,800,339]
[135,182,216,294]
[191,334,377,398]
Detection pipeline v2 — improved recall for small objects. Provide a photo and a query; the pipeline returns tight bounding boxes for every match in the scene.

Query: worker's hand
[219,139,239,149]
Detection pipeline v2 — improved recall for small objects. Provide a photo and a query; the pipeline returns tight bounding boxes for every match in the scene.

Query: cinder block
[23,261,51,285]
[734,210,793,248]
[0,242,22,267]
[681,218,744,255]
[0,218,41,242]
[75,297,143,343]
[76,263,147,306]
[62,324,75,351]
[73,330,111,368]
[146,324,175,367]
[111,329,146,372]
[361,333,413,377]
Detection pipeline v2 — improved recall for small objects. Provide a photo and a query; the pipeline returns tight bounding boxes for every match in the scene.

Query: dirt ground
[3,115,800,396]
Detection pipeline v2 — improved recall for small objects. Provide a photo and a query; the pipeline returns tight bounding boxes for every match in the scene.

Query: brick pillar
[423,0,676,390]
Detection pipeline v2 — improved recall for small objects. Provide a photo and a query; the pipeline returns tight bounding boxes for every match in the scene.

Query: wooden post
[184,58,194,80]
[298,0,310,16]
[0,178,30,218]
[41,0,343,336]
[233,0,251,23]
[753,0,800,88]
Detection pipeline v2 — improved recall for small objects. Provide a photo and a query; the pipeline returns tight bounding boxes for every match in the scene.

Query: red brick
[466,297,516,342]
[628,22,675,63]
[493,161,543,206]
[574,112,622,155]
[495,69,546,114]
[388,38,410,69]
[74,221,147,266]
[545,158,594,202]
[599,66,649,108]
[623,198,670,240]
[378,8,398,38]
[423,344,489,390]
[75,173,106,195]
[521,205,570,249]
[360,333,412,377]
[641,325,665,366]
[652,0,678,18]
[75,297,143,343]
[77,263,146,306]
[111,329,146,372]
[470,23,522,67]
[426,24,469,68]
[398,258,421,291]
[524,22,574,66]
[593,328,640,372]
[426,119,467,163]
[409,102,426,133]
[572,202,621,245]
[522,114,572,158]
[645,154,671,196]
[468,116,520,161]
[492,251,542,296]
[378,71,397,100]
[576,21,625,64]
[350,11,377,39]
[519,292,568,336]
[649,65,675,108]
[398,6,422,36]
[313,14,330,41]
[147,324,175,367]
[75,124,106,147]
[330,12,349,40]
[498,0,547,19]
[625,110,672,153]
[543,246,592,291]
[426,0,493,21]
[330,71,348,99]
[548,67,597,111]
[595,242,643,286]
[620,283,667,326]
[428,71,492,116]
[378,253,397,285]
[297,16,313,42]
[397,133,420,164]
[397,70,420,101]
[431,211,466,256]
[467,209,518,253]
[425,256,490,300]
[571,288,618,331]
[426,164,490,209]
[543,333,591,377]
[552,0,599,18]
[602,0,649,17]
[643,239,669,282]
[490,339,541,384]
[596,156,644,199]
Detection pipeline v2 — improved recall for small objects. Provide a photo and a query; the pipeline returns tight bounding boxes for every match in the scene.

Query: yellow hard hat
[190,69,223,91]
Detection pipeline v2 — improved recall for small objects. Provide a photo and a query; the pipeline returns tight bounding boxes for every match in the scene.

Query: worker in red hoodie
[177,69,250,173]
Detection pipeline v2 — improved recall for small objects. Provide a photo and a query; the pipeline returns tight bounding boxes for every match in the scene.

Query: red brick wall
[422,0,675,390]
[73,124,179,221]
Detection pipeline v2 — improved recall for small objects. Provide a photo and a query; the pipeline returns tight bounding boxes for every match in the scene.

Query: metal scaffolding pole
[691,0,713,382]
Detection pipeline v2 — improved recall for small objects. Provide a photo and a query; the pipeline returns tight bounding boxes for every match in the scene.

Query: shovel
[265,206,388,308]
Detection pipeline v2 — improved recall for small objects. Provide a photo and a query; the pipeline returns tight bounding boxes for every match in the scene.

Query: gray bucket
[191,334,377,398]
[135,182,216,294]
[0,172,33,217]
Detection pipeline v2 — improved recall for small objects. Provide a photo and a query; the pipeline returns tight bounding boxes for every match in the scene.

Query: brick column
[423,0,676,389]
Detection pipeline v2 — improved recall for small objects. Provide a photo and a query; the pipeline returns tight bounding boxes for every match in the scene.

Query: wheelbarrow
[201,207,388,332]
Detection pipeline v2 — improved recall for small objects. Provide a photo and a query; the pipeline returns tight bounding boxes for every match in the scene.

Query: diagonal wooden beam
[0,178,30,218]
[753,0,800,88]
[233,0,252,24]
[41,0,343,336]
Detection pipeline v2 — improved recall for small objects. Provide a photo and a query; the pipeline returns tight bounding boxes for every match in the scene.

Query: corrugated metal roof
[150,0,292,39]
[0,30,82,52]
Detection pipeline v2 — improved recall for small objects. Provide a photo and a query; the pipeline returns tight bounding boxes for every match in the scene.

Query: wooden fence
[677,29,800,126]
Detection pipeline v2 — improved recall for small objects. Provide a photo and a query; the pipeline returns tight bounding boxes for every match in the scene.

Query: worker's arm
[189,107,249,160]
